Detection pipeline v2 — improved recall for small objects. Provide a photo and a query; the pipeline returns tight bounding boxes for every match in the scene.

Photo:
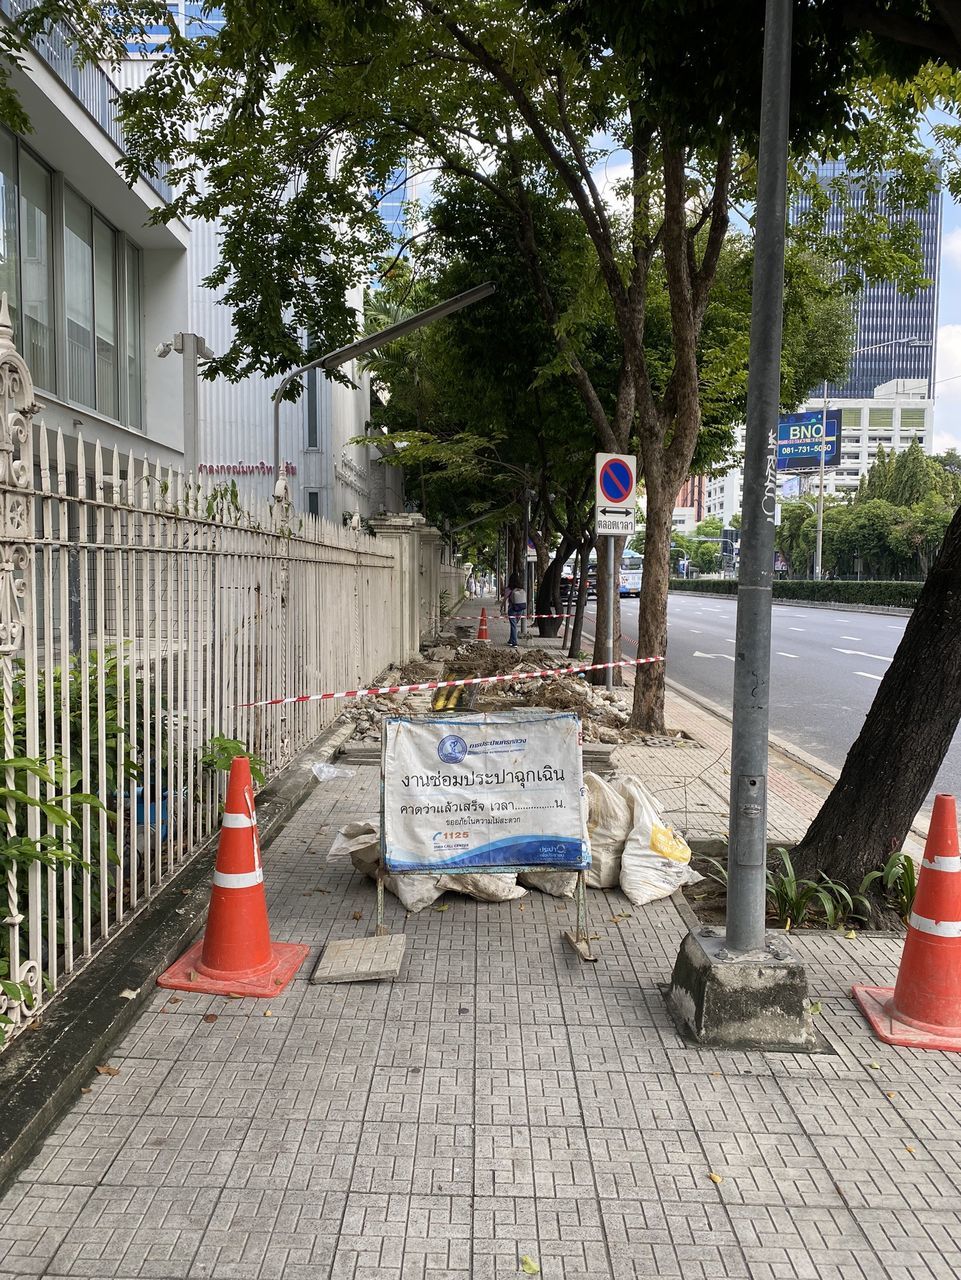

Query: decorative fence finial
[0,292,14,355]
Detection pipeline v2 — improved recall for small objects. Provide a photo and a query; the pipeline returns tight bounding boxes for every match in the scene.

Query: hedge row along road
[583,593,961,807]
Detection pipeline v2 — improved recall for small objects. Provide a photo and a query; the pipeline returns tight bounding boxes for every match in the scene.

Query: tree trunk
[535,537,573,638]
[508,521,524,582]
[568,539,592,658]
[631,473,674,732]
[591,535,624,684]
[793,503,961,884]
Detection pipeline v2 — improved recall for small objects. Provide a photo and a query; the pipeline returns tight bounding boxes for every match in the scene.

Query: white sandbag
[518,870,578,898]
[612,777,702,907]
[388,874,448,913]
[336,820,446,913]
[584,772,632,888]
[437,872,528,902]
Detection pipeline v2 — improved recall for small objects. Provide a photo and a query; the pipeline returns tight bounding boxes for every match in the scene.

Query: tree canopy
[1,0,939,729]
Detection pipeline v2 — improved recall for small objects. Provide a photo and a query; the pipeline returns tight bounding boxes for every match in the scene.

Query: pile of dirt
[339,645,682,747]
[393,658,442,684]
[442,641,564,680]
[336,661,440,740]
[466,657,635,743]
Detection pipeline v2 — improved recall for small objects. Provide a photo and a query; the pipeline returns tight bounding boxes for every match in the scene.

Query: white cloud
[592,157,634,214]
[934,323,961,451]
[943,226,961,273]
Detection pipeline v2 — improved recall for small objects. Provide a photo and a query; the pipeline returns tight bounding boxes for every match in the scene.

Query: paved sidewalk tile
[2,762,961,1280]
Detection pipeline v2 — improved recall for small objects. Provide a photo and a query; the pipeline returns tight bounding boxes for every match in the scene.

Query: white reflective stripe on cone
[222,812,257,829]
[213,868,264,889]
[909,912,961,937]
[924,856,961,872]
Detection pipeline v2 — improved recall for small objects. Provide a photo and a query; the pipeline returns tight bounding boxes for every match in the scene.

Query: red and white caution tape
[457,612,578,621]
[237,655,664,708]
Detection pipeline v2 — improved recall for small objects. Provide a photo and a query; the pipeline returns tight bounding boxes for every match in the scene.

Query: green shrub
[670,578,737,596]
[669,578,921,607]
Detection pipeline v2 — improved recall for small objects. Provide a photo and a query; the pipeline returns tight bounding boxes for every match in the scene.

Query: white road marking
[841,636,862,641]
[776,652,799,659]
[789,626,805,631]
[833,648,891,662]
[855,671,883,682]
[689,629,702,634]
[693,650,735,662]
[723,638,735,643]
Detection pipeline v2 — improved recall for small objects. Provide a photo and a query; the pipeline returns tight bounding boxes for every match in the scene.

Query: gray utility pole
[271,282,495,501]
[814,379,828,580]
[666,0,817,1052]
[725,0,794,955]
[605,537,615,692]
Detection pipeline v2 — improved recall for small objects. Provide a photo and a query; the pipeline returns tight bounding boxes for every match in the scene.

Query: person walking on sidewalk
[505,573,527,647]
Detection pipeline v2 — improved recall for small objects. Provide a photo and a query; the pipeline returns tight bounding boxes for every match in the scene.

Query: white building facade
[117,13,403,519]
[0,11,189,472]
[704,379,934,524]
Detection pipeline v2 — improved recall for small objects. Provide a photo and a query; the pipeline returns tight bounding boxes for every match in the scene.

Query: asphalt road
[585,593,961,805]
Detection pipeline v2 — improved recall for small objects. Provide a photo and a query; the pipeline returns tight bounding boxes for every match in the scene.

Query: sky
[935,197,961,454]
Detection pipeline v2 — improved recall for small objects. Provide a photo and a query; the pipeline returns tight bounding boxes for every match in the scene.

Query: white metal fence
[0,304,428,1043]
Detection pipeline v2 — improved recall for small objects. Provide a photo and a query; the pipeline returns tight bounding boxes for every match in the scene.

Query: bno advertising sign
[382,710,589,872]
[595,453,637,535]
[776,411,841,472]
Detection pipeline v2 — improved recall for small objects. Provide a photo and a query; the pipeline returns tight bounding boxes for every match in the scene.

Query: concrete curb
[0,715,355,1197]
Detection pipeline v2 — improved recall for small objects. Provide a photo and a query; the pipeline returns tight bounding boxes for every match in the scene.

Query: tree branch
[505,155,619,452]
[842,1,961,66]
[552,65,617,250]
[416,0,632,329]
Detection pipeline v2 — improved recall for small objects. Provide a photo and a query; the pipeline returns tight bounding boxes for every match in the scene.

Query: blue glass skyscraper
[791,161,941,398]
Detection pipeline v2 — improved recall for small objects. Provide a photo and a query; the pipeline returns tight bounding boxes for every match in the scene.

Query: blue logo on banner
[437,735,468,764]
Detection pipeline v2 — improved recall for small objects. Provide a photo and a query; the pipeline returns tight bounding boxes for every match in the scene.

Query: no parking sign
[595,453,637,535]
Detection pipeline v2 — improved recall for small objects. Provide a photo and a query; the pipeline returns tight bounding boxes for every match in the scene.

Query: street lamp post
[156,332,215,477]
[270,282,495,502]
[813,336,930,579]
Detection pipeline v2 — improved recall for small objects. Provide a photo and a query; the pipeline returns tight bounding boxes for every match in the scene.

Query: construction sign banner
[382,710,589,873]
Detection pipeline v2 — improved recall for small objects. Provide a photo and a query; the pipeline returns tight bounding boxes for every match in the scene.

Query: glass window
[19,152,53,390]
[306,366,318,448]
[125,242,142,430]
[64,188,94,408]
[306,490,320,517]
[93,217,118,418]
[0,132,17,333]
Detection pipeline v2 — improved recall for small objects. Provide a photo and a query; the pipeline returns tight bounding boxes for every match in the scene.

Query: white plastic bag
[437,873,528,902]
[312,761,356,782]
[334,820,446,913]
[518,870,578,898]
[612,777,701,907]
[584,772,632,888]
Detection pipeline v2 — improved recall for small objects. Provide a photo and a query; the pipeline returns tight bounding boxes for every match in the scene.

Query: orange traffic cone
[476,607,490,642]
[853,794,961,1050]
[158,757,308,997]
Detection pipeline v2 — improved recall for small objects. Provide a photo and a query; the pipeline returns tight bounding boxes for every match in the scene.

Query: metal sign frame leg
[563,870,597,962]
[375,865,388,937]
